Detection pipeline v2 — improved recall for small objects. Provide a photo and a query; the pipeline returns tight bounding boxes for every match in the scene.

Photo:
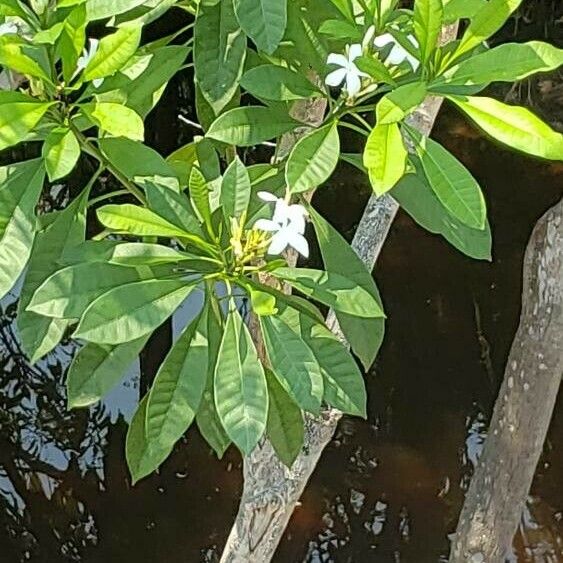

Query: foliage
[0,0,561,482]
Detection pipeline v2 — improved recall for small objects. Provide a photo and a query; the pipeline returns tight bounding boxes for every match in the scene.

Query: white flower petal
[0,22,18,36]
[405,53,420,71]
[268,231,291,255]
[327,53,349,67]
[348,43,363,62]
[288,232,310,258]
[345,70,362,97]
[88,38,100,58]
[257,191,278,202]
[254,218,280,232]
[325,68,347,87]
[407,34,419,48]
[373,33,394,48]
[93,78,104,88]
[387,44,408,65]
[272,199,290,225]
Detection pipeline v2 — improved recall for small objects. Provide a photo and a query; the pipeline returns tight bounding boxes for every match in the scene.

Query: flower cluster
[75,38,104,87]
[325,32,420,97]
[254,192,309,258]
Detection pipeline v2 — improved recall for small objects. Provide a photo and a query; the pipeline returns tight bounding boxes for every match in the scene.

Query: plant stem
[338,120,370,137]
[87,189,130,207]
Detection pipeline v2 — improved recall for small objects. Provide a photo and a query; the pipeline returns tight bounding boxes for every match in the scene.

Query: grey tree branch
[449,197,563,563]
[220,24,459,563]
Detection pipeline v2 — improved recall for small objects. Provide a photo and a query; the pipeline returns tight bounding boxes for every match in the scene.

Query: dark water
[1,5,563,562]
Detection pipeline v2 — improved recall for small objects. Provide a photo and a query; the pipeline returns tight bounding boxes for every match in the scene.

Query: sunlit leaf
[42,127,80,181]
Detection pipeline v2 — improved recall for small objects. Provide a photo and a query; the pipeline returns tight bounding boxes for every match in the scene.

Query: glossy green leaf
[411,128,487,229]
[0,92,53,151]
[443,0,485,23]
[145,182,205,237]
[376,82,427,125]
[59,3,87,83]
[18,187,90,363]
[308,206,385,370]
[319,19,363,41]
[286,122,340,194]
[453,0,523,59]
[0,159,45,300]
[73,279,195,344]
[265,369,304,468]
[241,64,320,101]
[0,37,51,81]
[28,262,147,319]
[126,395,173,484]
[194,0,246,113]
[99,137,180,192]
[448,95,563,161]
[221,156,251,221]
[414,0,443,65]
[86,0,146,20]
[392,170,492,260]
[214,307,268,455]
[146,304,209,451]
[42,127,80,181]
[363,122,407,195]
[196,302,230,458]
[355,56,397,86]
[234,0,286,54]
[249,287,277,316]
[82,102,144,141]
[67,336,148,408]
[207,106,299,147]
[272,267,384,318]
[437,41,563,88]
[83,25,141,81]
[97,204,191,239]
[280,304,367,417]
[261,314,323,413]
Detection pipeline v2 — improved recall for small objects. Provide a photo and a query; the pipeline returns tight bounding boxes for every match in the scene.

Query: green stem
[71,124,147,205]
[87,189,130,207]
[349,112,373,131]
[339,120,370,137]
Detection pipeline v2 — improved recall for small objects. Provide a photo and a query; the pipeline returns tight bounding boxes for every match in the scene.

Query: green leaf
[234,0,287,54]
[392,171,492,260]
[319,19,363,41]
[17,186,90,363]
[207,106,299,147]
[126,394,173,484]
[240,64,320,101]
[0,92,54,151]
[261,314,323,413]
[59,3,87,83]
[265,369,304,468]
[272,267,384,318]
[443,0,485,23]
[94,45,189,118]
[0,159,45,300]
[194,0,246,114]
[96,204,192,239]
[363,122,407,195]
[188,167,213,228]
[448,95,563,161]
[410,128,487,229]
[308,206,385,370]
[249,287,277,316]
[0,37,51,81]
[28,262,147,319]
[83,24,141,81]
[73,279,195,344]
[280,304,367,417]
[376,82,427,125]
[437,41,563,88]
[214,307,268,455]
[286,122,340,194]
[221,156,251,222]
[99,137,180,191]
[86,0,146,20]
[355,56,397,86]
[67,336,148,408]
[82,102,144,141]
[453,0,523,59]
[414,0,443,65]
[196,302,230,458]
[145,182,205,237]
[0,0,29,18]
[146,304,209,451]
[42,127,80,181]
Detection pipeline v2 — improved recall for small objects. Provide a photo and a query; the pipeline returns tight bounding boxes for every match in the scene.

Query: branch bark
[220,24,458,563]
[449,197,563,563]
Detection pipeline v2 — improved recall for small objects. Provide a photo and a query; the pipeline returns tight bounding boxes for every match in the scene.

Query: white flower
[0,22,18,36]
[325,43,368,98]
[254,192,309,258]
[374,33,420,71]
[75,38,104,87]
